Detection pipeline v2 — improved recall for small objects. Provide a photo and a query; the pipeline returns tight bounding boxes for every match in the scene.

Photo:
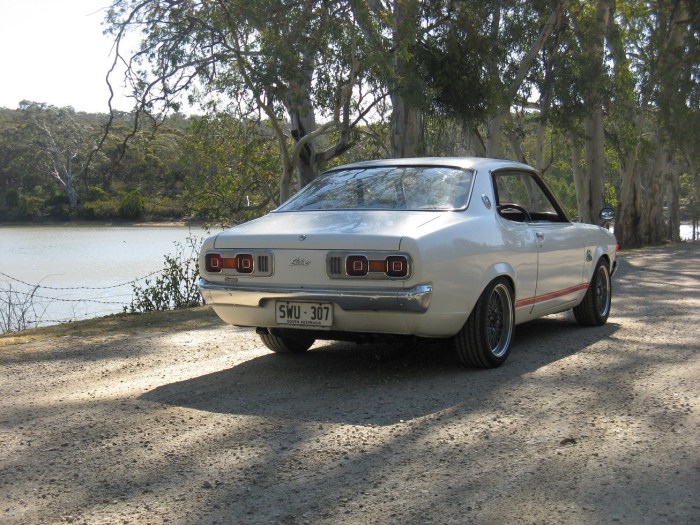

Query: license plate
[275,301,333,327]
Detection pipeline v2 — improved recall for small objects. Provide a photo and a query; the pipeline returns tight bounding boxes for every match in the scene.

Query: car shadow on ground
[141,315,620,427]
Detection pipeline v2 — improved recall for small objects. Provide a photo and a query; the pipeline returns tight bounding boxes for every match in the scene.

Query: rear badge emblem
[290,258,311,267]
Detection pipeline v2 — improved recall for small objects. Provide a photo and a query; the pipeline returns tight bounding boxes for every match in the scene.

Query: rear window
[277,166,474,211]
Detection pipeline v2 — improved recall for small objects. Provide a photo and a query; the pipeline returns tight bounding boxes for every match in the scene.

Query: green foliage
[5,188,19,209]
[78,199,120,220]
[119,190,145,220]
[0,104,192,223]
[604,182,618,209]
[416,1,499,122]
[126,234,203,313]
[182,114,280,226]
[86,185,108,201]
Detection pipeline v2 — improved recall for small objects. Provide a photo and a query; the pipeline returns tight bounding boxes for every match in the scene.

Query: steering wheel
[497,204,532,222]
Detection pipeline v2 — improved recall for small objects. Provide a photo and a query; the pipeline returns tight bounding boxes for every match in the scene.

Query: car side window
[492,171,565,223]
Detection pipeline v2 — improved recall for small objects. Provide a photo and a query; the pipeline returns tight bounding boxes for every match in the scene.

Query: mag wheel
[573,259,611,326]
[454,278,514,368]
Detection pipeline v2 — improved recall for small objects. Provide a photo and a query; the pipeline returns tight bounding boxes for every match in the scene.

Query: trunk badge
[291,258,311,267]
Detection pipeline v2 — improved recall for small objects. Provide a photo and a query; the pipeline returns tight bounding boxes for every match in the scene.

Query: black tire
[573,258,611,326]
[259,329,315,354]
[454,278,515,368]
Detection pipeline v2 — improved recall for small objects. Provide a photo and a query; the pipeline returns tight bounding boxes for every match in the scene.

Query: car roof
[326,157,537,173]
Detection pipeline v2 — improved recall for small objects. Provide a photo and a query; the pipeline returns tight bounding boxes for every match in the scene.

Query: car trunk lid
[213,210,441,251]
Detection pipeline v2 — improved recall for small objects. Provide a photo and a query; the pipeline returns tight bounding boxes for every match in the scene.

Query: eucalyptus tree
[349,0,506,158]
[18,102,96,210]
[349,0,433,157]
[482,0,572,162]
[608,0,698,247]
[573,0,612,224]
[106,0,383,201]
[650,0,699,242]
[182,113,280,226]
[384,0,570,165]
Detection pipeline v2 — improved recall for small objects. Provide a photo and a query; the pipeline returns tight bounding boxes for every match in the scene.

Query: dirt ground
[1,243,698,525]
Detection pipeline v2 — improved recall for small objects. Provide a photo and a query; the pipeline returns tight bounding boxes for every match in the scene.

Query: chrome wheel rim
[594,265,611,317]
[486,283,514,358]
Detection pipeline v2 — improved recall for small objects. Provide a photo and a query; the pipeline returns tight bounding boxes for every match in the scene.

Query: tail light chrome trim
[327,251,412,280]
[204,250,273,277]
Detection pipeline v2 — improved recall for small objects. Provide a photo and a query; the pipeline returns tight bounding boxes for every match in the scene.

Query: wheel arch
[480,261,516,299]
[589,247,612,281]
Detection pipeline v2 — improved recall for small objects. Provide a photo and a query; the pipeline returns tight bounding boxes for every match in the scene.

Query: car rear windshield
[277,166,474,211]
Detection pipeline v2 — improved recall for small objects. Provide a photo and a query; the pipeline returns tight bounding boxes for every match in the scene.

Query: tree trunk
[582,108,606,223]
[571,133,586,222]
[616,151,645,248]
[575,0,610,224]
[668,168,681,242]
[286,51,320,191]
[536,118,546,172]
[486,114,503,158]
[389,0,423,158]
[390,92,424,158]
[461,126,486,157]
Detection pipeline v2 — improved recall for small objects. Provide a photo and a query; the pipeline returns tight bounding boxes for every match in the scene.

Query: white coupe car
[197,157,617,368]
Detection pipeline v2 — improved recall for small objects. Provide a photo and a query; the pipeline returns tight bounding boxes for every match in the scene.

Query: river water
[0,225,212,330]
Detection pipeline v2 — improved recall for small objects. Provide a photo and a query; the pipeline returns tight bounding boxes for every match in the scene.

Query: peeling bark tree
[573,0,610,224]
[23,103,92,210]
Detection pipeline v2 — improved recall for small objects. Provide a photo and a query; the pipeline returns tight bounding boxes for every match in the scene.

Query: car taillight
[386,255,409,278]
[237,253,254,273]
[346,255,369,276]
[343,254,410,278]
[205,253,224,272]
[205,252,254,273]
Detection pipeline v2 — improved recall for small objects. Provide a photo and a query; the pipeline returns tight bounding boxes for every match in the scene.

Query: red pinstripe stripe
[515,283,589,309]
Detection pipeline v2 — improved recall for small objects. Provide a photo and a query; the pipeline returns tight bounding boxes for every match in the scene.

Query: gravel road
[1,243,699,525]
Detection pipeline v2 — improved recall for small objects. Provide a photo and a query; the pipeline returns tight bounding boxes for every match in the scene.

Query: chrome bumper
[197,279,432,313]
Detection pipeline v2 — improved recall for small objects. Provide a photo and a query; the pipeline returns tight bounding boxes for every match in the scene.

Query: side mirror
[599,207,615,227]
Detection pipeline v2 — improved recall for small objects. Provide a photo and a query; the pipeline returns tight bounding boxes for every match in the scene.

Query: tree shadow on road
[141,316,621,427]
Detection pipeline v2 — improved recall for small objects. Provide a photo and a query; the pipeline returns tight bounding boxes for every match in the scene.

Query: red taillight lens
[205,252,254,273]
[386,255,409,278]
[237,254,254,273]
[205,253,223,272]
[346,255,368,276]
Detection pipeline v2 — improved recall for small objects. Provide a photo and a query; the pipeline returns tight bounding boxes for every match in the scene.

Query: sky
[0,0,133,113]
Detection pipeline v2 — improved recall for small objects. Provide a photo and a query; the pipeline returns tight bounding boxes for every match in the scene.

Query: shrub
[79,199,120,220]
[0,283,45,334]
[5,189,20,209]
[119,191,145,220]
[126,233,204,313]
[86,185,109,201]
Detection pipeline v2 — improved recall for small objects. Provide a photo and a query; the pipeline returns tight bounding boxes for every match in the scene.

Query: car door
[492,170,585,315]
[530,221,586,314]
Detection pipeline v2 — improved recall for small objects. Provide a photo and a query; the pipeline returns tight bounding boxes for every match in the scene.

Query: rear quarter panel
[400,210,537,336]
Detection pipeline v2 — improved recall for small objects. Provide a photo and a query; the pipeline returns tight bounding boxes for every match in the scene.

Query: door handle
[536,232,545,241]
